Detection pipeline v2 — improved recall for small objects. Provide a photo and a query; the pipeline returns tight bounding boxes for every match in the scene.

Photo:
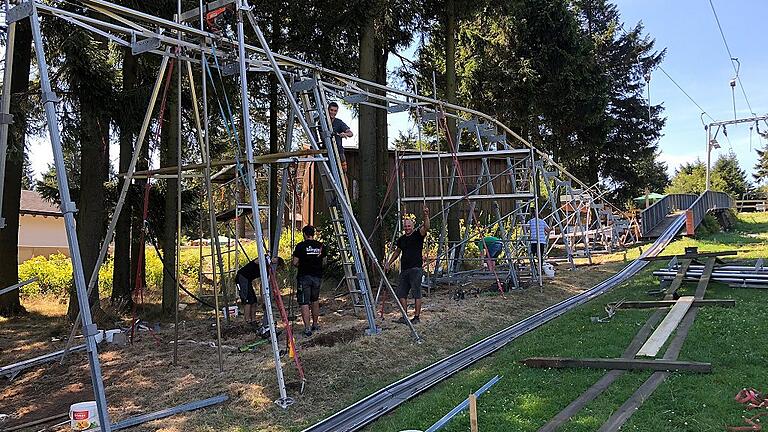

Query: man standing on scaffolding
[237,256,285,337]
[327,102,353,173]
[384,207,430,324]
[292,225,326,337]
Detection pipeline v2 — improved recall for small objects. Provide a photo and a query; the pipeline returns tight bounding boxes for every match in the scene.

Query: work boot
[311,323,320,332]
[393,316,409,325]
[410,316,420,324]
[303,328,312,337]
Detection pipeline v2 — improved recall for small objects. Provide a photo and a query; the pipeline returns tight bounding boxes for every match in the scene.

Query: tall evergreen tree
[712,151,750,198]
[0,18,33,317]
[754,141,768,184]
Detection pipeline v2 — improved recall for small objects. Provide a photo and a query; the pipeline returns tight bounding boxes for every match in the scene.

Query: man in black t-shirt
[236,256,284,336]
[327,102,353,173]
[384,206,430,324]
[292,225,326,336]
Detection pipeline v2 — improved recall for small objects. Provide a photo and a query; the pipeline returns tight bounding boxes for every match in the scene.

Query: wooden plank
[537,309,667,432]
[637,296,694,357]
[521,357,711,373]
[616,299,735,309]
[598,301,701,431]
[664,260,692,299]
[640,250,738,261]
[469,394,479,432]
[694,257,717,299]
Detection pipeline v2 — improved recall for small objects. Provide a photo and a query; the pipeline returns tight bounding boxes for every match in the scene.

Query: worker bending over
[236,256,285,337]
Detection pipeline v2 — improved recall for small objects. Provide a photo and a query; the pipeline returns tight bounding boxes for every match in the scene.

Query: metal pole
[173,6,182,367]
[185,60,224,371]
[0,17,17,229]
[29,4,111,429]
[532,152,543,288]
[705,125,711,191]
[235,2,291,406]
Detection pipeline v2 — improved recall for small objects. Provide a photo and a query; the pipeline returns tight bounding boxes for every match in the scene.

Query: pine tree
[754,142,768,184]
[712,151,750,198]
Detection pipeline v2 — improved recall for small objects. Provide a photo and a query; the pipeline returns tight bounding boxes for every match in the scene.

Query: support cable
[707,0,755,115]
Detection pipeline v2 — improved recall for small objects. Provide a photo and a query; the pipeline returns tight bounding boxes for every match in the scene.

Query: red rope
[130,58,176,343]
[267,267,306,384]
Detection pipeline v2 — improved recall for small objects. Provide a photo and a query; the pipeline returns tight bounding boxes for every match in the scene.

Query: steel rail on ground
[302,215,686,432]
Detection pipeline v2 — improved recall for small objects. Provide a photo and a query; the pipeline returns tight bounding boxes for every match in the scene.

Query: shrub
[18,253,73,298]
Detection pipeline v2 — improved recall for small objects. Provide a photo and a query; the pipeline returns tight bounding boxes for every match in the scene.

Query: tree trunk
[268,10,280,246]
[445,0,461,246]
[112,47,137,309]
[67,78,110,321]
[358,12,380,259]
[160,69,179,316]
[0,19,32,317]
[130,126,149,299]
[372,37,388,259]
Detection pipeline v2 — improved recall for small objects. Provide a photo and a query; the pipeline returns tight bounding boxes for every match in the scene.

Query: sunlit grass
[364,212,768,431]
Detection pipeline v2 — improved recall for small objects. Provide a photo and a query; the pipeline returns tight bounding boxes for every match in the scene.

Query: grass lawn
[366,212,768,432]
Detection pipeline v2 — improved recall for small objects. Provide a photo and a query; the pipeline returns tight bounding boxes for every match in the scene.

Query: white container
[543,262,556,278]
[222,305,239,318]
[70,401,99,431]
[105,329,122,343]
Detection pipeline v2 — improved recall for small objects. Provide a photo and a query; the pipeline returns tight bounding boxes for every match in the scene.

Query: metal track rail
[303,215,686,432]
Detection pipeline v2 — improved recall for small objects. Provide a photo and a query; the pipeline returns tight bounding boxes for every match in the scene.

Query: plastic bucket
[70,401,99,431]
[543,263,556,278]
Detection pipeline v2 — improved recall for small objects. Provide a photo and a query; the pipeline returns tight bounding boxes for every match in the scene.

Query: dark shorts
[484,242,503,258]
[297,275,322,305]
[237,274,258,305]
[529,242,546,258]
[397,267,423,300]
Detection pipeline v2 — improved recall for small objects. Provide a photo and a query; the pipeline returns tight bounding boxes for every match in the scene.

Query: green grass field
[365,213,768,432]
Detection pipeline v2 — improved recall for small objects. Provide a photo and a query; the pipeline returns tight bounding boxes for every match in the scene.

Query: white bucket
[543,262,556,278]
[70,401,99,431]
[222,305,239,318]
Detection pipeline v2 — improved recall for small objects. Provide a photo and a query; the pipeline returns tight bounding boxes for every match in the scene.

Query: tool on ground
[591,298,626,323]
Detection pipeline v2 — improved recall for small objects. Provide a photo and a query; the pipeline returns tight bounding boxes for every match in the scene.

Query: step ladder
[289,74,379,334]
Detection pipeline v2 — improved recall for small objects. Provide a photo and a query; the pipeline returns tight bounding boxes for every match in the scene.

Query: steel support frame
[27,2,112,429]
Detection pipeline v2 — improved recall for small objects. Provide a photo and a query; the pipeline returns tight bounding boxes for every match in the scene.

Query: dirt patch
[300,326,362,348]
[0,261,622,431]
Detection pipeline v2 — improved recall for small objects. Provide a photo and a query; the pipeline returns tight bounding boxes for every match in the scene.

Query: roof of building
[20,190,62,217]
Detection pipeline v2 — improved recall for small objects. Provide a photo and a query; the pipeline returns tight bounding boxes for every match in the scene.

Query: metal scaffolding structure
[0,0,645,427]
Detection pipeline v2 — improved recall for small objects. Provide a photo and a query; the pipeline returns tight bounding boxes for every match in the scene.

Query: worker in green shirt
[475,236,503,265]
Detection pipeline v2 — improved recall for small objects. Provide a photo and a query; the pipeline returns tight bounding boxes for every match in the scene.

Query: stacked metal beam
[653,262,768,288]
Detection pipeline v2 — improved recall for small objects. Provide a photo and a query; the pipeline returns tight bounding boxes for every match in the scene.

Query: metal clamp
[7,2,33,24]
[274,397,294,409]
[84,323,99,337]
[220,63,239,77]
[0,113,14,125]
[60,201,78,215]
[42,91,59,105]
[131,35,162,55]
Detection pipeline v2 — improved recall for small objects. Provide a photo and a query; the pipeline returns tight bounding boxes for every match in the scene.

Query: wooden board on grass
[637,296,694,357]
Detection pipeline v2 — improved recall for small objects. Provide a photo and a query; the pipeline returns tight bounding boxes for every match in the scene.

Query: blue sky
[28,0,767,182]
[614,0,768,178]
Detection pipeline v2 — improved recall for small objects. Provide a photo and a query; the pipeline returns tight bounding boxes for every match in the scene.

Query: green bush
[18,253,73,298]
[697,213,721,236]
[17,253,113,299]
